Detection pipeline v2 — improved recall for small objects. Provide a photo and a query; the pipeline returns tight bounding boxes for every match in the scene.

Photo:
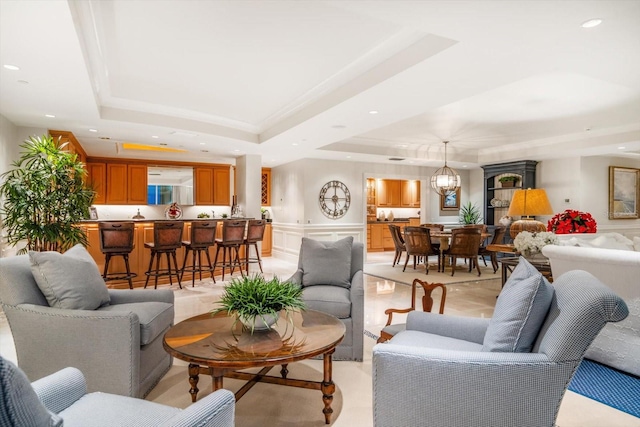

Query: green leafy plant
[498,176,519,183]
[221,213,228,218]
[197,212,210,218]
[211,274,306,333]
[459,202,482,225]
[0,135,95,254]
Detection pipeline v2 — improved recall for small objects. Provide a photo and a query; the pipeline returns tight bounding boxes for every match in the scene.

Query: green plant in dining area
[459,201,482,224]
[211,274,306,333]
[0,135,95,254]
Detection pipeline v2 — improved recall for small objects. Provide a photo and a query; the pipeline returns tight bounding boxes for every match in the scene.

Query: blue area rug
[569,360,640,418]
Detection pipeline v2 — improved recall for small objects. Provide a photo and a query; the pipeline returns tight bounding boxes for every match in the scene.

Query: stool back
[153,221,184,250]
[99,221,135,253]
[245,220,266,243]
[190,220,219,248]
[221,220,247,245]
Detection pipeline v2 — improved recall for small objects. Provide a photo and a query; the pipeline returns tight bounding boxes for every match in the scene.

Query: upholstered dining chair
[377,278,446,343]
[373,260,629,427]
[442,227,483,276]
[388,224,405,267]
[478,226,507,273]
[287,236,364,361]
[419,223,444,251]
[0,355,235,427]
[403,226,440,274]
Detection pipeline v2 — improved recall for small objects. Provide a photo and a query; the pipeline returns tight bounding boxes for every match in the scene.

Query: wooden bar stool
[144,221,184,289]
[213,219,247,281]
[180,220,219,287]
[244,219,266,274]
[99,221,136,289]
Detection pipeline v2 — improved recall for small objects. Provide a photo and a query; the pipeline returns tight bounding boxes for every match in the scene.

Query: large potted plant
[0,135,95,254]
[212,274,306,333]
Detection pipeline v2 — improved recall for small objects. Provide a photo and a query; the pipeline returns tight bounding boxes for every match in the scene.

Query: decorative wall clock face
[319,180,351,219]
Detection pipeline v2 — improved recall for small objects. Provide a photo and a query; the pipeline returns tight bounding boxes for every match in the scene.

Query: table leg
[321,349,336,424]
[280,363,289,379]
[211,367,225,391]
[188,363,200,402]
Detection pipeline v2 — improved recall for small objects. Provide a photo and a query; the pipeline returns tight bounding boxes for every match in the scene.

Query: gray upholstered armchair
[0,355,235,427]
[287,237,364,361]
[0,248,174,398]
[372,260,628,427]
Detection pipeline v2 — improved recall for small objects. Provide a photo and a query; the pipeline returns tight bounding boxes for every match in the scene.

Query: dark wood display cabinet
[481,160,538,241]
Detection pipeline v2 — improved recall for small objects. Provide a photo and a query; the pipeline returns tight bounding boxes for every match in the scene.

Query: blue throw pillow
[482,258,554,352]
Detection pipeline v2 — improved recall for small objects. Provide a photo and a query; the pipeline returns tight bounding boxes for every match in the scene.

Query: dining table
[430,229,492,272]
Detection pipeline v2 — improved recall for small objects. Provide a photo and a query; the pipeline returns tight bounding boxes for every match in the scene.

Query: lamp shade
[507,189,553,218]
[507,188,553,239]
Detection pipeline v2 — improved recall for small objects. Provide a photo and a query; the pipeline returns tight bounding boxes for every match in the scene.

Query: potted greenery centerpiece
[0,135,95,254]
[459,202,482,225]
[498,175,520,188]
[212,274,306,333]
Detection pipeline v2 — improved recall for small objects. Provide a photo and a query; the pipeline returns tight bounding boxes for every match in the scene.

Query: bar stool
[244,219,266,274]
[99,221,136,289]
[180,220,219,287]
[144,221,184,289]
[213,219,247,281]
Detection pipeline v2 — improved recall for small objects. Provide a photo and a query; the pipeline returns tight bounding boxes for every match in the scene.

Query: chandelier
[430,140,461,196]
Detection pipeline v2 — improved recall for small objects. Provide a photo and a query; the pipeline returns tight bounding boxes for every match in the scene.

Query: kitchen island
[80,219,271,288]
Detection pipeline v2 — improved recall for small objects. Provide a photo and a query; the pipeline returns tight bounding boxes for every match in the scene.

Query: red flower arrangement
[547,209,597,234]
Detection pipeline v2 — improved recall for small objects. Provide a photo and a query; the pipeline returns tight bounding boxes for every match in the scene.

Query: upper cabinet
[104,163,147,205]
[86,162,106,204]
[375,179,419,208]
[195,166,231,206]
[49,130,87,164]
[261,168,271,206]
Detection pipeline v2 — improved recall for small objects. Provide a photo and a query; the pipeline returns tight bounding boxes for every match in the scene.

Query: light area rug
[364,259,500,286]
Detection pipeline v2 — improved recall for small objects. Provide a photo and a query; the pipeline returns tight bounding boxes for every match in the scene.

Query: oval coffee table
[163,309,345,424]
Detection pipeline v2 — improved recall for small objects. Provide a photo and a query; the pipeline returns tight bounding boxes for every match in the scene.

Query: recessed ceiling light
[89,129,98,133]
[331,125,346,129]
[346,156,351,159]
[45,114,55,118]
[581,19,602,28]
[369,110,379,115]
[199,142,205,145]
[17,80,29,84]
[151,135,159,139]
[292,143,298,146]
[233,149,240,152]
[3,64,20,71]
[618,146,626,150]
[462,165,468,168]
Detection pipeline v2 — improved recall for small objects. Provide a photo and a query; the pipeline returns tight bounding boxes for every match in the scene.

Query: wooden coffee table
[163,309,345,424]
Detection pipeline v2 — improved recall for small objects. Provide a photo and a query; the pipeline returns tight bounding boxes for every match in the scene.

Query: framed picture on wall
[440,188,461,211]
[609,166,639,219]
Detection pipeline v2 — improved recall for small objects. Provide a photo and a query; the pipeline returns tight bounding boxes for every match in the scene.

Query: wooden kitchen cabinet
[105,163,147,204]
[369,223,384,251]
[377,180,401,207]
[195,166,231,205]
[401,180,420,207]
[86,162,106,204]
[261,168,271,206]
[261,223,272,256]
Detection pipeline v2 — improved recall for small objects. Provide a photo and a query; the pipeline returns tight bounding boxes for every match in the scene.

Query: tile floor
[1,252,638,426]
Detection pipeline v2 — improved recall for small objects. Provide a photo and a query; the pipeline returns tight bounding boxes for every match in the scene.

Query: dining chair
[443,227,483,276]
[377,278,446,343]
[478,226,507,273]
[420,223,444,251]
[402,227,440,274]
[388,224,406,267]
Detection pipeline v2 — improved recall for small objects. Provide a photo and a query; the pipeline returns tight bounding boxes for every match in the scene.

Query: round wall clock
[319,180,351,219]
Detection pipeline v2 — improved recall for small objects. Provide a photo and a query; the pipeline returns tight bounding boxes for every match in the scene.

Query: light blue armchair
[288,237,364,361]
[0,355,235,427]
[372,263,628,427]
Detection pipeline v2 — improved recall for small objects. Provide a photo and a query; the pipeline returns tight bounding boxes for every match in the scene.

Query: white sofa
[543,234,640,377]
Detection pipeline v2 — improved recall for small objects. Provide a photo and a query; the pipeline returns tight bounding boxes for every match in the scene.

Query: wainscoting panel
[272,223,365,262]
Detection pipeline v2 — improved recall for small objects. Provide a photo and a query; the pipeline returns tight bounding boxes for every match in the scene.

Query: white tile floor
[1,253,638,426]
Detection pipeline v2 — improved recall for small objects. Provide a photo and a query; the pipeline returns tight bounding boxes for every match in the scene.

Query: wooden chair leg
[144,252,155,289]
[123,254,133,289]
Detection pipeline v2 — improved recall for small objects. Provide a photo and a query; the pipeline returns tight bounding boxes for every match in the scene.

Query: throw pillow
[589,233,634,251]
[300,236,353,288]
[29,244,110,310]
[482,258,554,352]
[0,356,62,427]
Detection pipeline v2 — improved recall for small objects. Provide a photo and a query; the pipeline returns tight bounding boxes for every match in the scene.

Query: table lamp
[507,188,553,239]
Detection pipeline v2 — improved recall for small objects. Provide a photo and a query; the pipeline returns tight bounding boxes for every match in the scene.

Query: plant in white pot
[211,274,306,333]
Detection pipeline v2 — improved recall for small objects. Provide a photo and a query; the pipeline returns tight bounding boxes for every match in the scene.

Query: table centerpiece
[513,231,559,260]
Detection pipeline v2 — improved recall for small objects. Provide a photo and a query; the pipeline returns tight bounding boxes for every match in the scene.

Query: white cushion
[483,258,554,352]
[29,244,110,310]
[588,233,634,251]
